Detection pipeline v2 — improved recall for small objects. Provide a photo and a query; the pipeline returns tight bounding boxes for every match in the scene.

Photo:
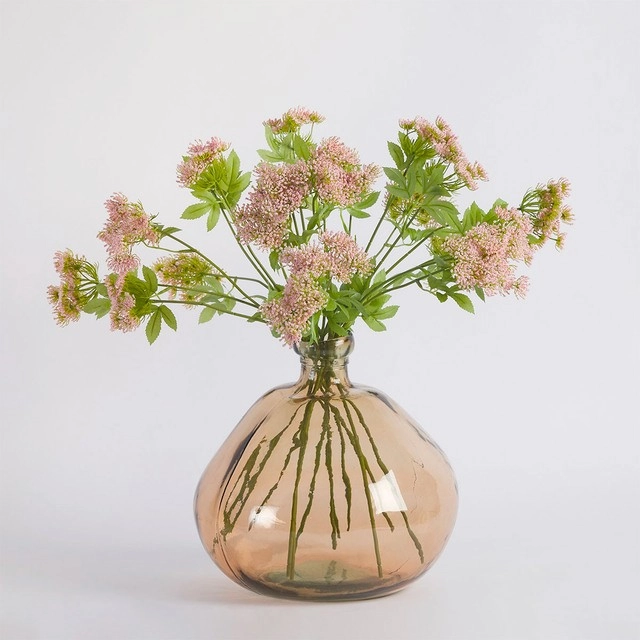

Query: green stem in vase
[286,399,316,580]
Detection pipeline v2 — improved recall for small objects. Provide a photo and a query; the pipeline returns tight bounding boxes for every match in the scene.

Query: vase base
[237,560,409,601]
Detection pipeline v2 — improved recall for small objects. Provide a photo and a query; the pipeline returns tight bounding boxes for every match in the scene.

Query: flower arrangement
[47,108,573,599]
[48,107,572,347]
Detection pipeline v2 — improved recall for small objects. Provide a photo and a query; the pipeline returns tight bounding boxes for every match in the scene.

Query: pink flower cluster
[532,178,572,248]
[261,273,328,347]
[281,231,373,283]
[154,253,212,305]
[265,107,325,134]
[311,137,380,207]
[234,161,311,250]
[97,193,159,274]
[104,273,140,333]
[400,116,487,190]
[176,137,230,188]
[443,207,534,297]
[47,250,85,326]
[262,232,372,346]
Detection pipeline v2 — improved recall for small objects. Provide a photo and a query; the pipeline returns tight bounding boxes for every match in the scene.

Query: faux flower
[265,107,325,134]
[97,193,159,274]
[176,137,230,188]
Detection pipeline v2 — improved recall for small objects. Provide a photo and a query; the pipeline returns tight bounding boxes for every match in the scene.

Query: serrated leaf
[451,292,475,314]
[145,309,162,344]
[206,206,220,231]
[142,266,158,293]
[355,191,380,209]
[372,269,387,286]
[383,167,406,186]
[181,202,211,220]
[388,141,404,168]
[191,189,218,204]
[159,304,177,330]
[386,184,410,199]
[230,171,251,194]
[293,135,311,160]
[199,307,216,324]
[83,298,111,315]
[363,316,387,332]
[374,305,399,320]
[257,149,282,162]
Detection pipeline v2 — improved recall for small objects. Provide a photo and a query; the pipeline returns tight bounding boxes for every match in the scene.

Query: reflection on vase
[195,335,458,600]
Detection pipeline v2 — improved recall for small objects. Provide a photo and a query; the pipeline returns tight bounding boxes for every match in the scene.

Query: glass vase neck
[293,335,354,394]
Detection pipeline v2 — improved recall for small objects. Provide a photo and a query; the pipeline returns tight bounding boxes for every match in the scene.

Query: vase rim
[294,333,354,361]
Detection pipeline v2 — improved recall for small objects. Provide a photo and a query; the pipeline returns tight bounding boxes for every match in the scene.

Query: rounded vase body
[194,336,458,600]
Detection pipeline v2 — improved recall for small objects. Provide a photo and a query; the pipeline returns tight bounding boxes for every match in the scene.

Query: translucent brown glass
[194,335,458,600]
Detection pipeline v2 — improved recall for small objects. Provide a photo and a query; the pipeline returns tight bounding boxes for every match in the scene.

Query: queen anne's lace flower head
[265,108,325,134]
[235,161,311,250]
[97,193,159,275]
[104,273,140,333]
[176,137,230,188]
[400,116,487,190]
[312,137,380,207]
[443,207,534,296]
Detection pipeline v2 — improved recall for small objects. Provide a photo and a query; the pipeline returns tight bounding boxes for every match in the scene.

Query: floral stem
[156,298,265,323]
[287,399,316,580]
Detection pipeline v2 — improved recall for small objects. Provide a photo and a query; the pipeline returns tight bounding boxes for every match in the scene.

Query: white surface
[1,1,639,639]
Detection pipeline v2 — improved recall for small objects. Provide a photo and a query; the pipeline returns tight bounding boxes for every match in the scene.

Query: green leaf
[475,286,485,302]
[145,309,162,344]
[383,167,406,186]
[159,304,177,330]
[269,250,280,271]
[206,206,220,231]
[346,207,370,219]
[181,202,211,220]
[199,307,216,324]
[257,149,282,162]
[436,292,448,303]
[387,141,404,168]
[231,171,251,194]
[82,298,111,317]
[95,283,108,297]
[363,316,387,332]
[372,269,387,286]
[386,184,410,199]
[355,191,380,210]
[159,226,181,236]
[142,266,158,293]
[451,292,475,314]
[374,305,399,320]
[293,135,311,160]
[191,189,218,204]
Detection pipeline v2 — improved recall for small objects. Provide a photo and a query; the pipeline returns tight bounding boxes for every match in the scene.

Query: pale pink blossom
[400,116,487,190]
[318,231,373,282]
[261,273,328,346]
[104,274,140,333]
[176,137,230,188]
[235,161,311,250]
[281,232,372,283]
[265,107,325,133]
[312,137,380,207]
[97,193,159,275]
[443,207,534,296]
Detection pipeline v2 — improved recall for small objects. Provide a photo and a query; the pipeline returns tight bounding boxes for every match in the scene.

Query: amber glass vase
[194,335,458,600]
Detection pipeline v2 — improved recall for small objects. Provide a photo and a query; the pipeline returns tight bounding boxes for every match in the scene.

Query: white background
[1,1,639,638]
